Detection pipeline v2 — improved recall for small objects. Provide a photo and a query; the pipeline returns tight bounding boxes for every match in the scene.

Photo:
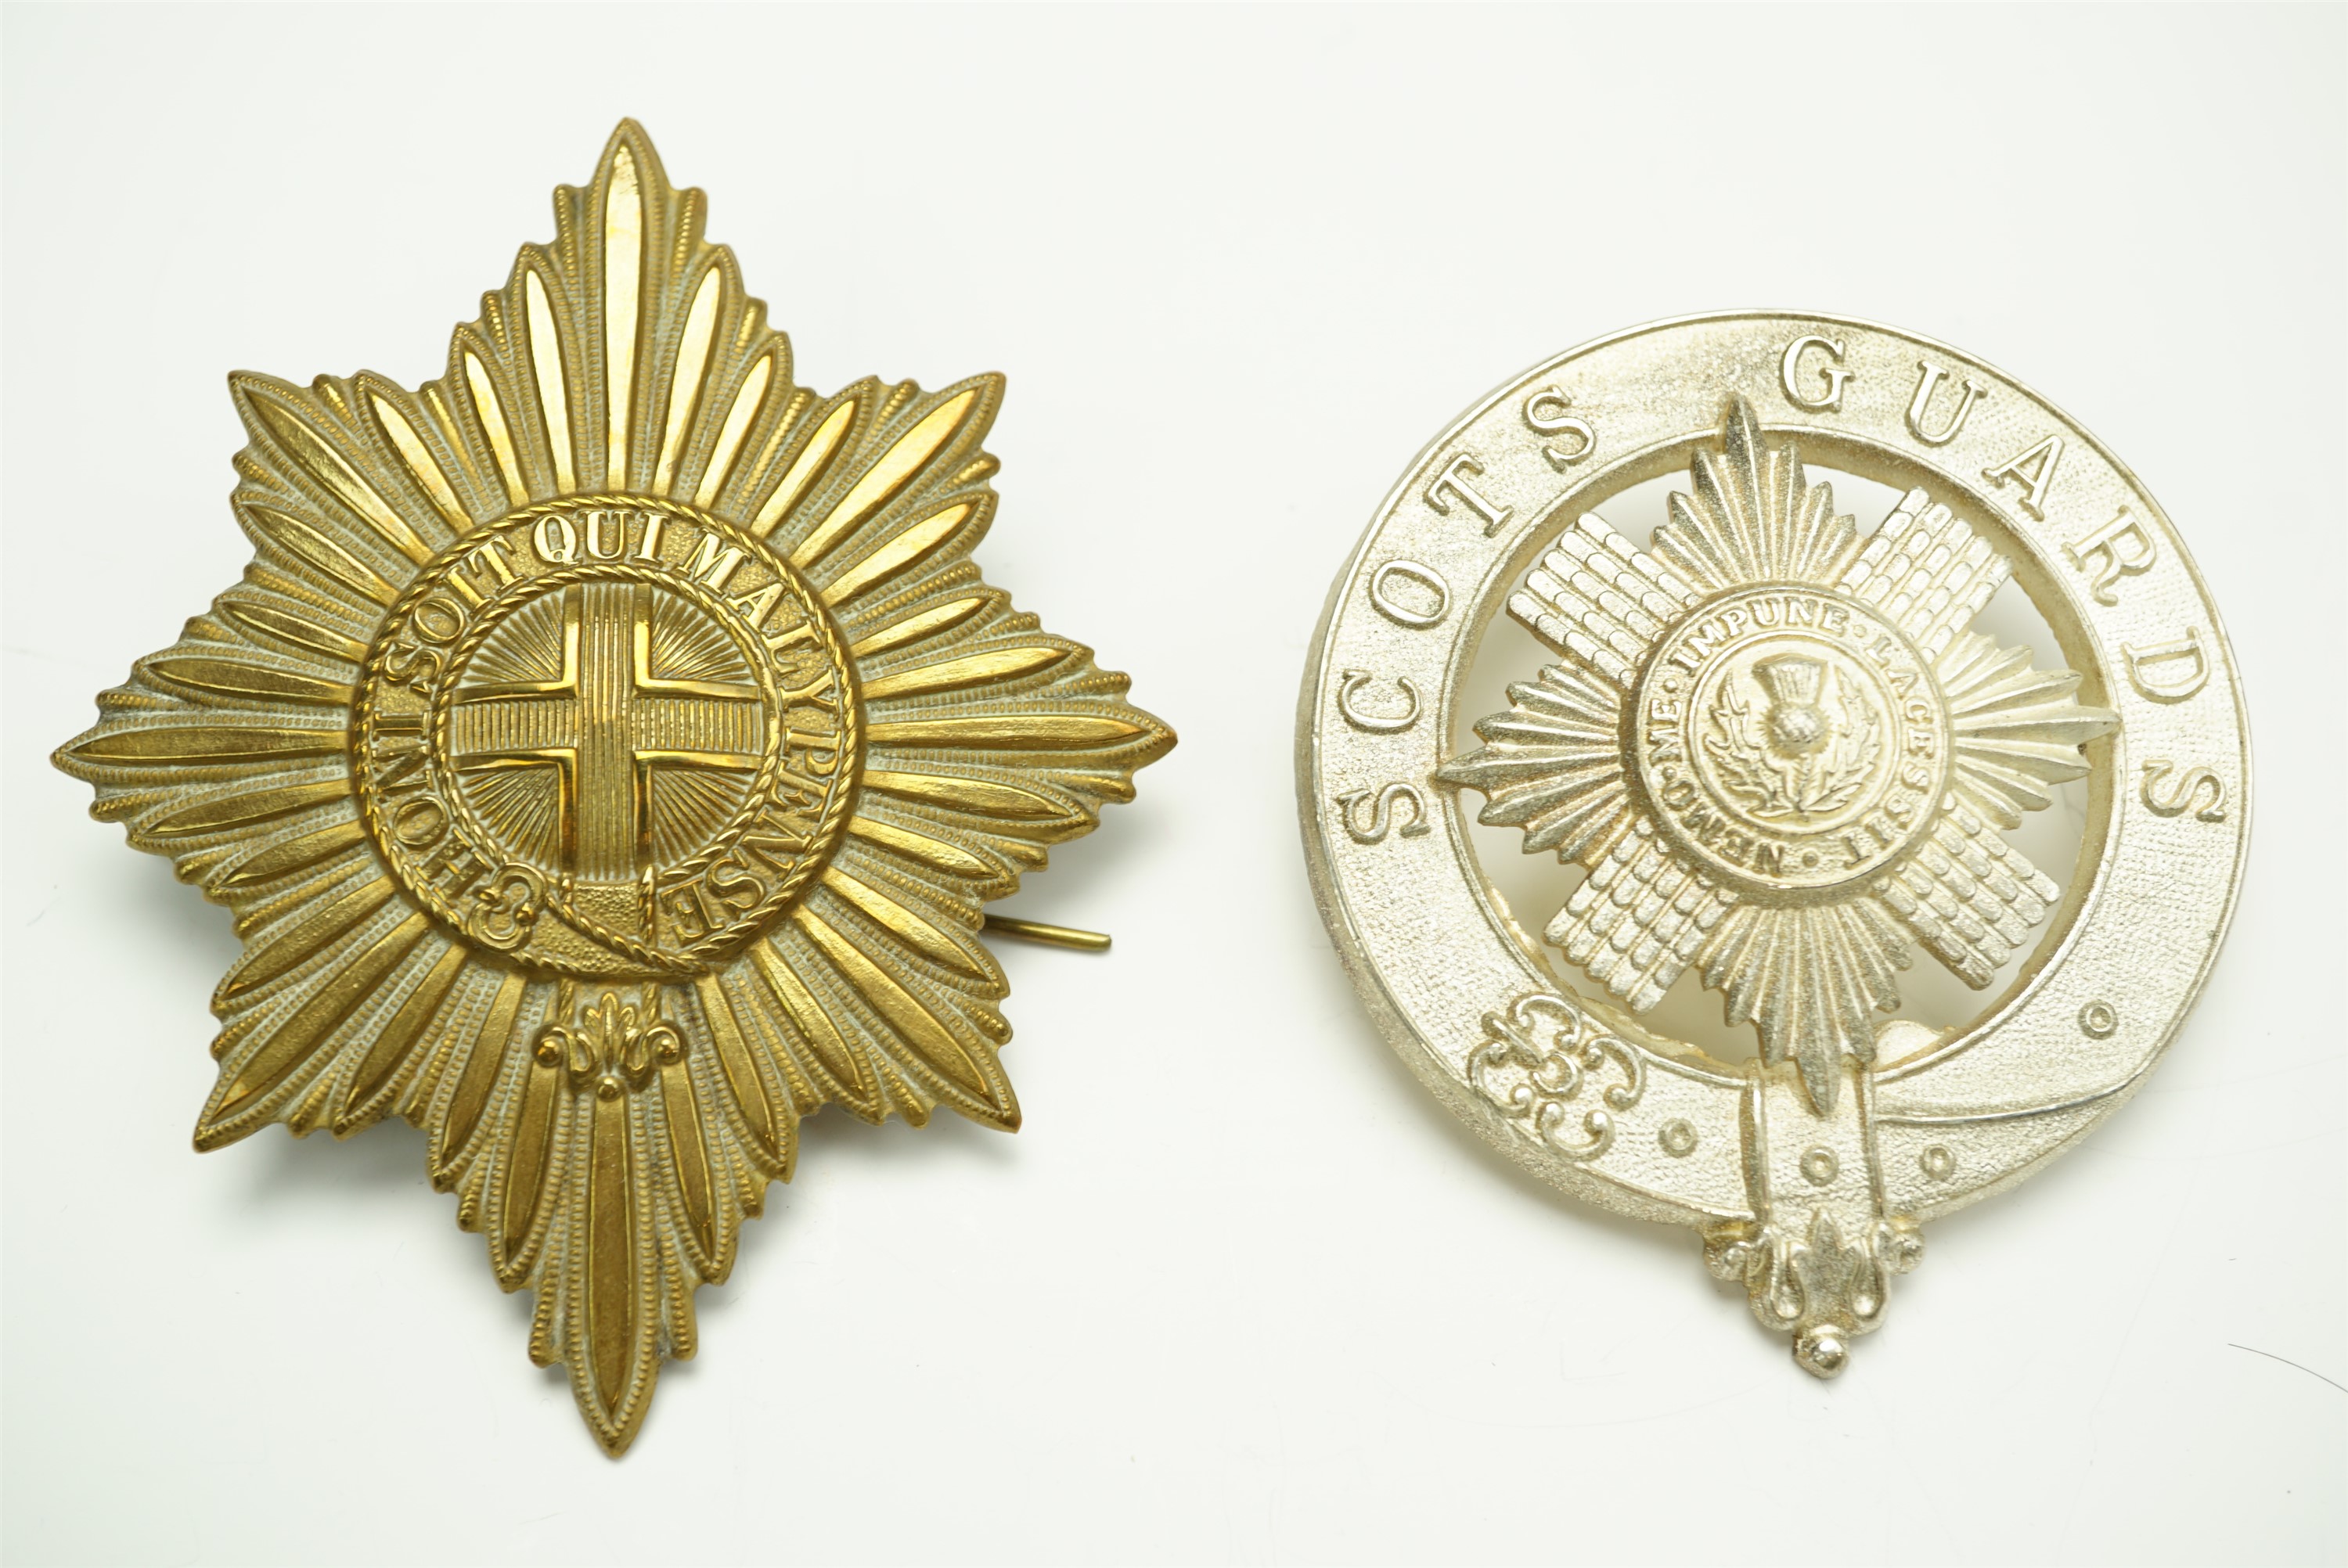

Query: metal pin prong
[982,915,1111,952]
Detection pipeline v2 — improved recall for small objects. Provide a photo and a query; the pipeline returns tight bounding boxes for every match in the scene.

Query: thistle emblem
[1751,655,1827,752]
[1707,653,1882,822]
[54,124,1172,1452]
[1441,397,2116,1113]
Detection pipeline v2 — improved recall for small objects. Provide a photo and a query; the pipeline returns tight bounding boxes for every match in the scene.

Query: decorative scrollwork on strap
[1703,1212,1924,1379]
[1467,992,1645,1160]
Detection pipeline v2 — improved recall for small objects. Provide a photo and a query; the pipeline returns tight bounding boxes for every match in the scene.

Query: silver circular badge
[1298,312,2249,1376]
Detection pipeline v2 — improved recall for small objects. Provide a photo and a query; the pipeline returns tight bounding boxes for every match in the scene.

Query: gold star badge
[54,121,1173,1454]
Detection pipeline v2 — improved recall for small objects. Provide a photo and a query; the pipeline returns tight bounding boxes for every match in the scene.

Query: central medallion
[355,497,859,979]
[1630,584,1950,894]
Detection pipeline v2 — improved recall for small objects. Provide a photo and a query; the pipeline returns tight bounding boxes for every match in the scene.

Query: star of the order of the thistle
[1440,398,2112,1111]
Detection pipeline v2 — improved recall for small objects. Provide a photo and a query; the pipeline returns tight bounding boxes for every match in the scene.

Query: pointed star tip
[597,119,672,185]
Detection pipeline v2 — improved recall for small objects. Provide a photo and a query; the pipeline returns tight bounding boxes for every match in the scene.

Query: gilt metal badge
[56,123,1173,1452]
[1299,315,2246,1374]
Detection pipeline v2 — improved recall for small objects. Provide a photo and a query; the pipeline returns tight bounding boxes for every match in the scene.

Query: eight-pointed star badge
[55,122,1174,1454]
[1438,397,2117,1113]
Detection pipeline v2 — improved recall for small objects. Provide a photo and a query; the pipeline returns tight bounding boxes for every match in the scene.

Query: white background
[5,5,2342,1565]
